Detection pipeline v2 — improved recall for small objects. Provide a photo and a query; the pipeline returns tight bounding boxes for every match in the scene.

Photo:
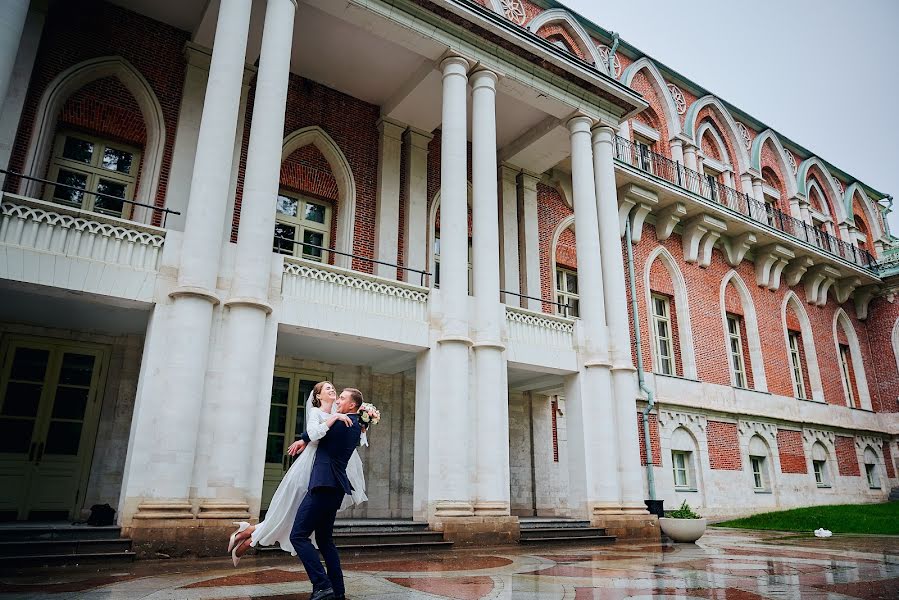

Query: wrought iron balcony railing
[613,136,878,273]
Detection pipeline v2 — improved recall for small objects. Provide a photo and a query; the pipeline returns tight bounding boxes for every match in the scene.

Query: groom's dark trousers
[289,415,360,597]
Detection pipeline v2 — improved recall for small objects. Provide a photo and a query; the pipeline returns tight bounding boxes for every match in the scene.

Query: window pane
[304,202,326,224]
[265,434,284,463]
[271,377,290,405]
[268,405,287,433]
[62,137,94,164]
[566,273,578,294]
[53,170,88,206]
[58,353,95,386]
[94,179,126,216]
[45,421,82,455]
[2,382,42,417]
[51,386,89,420]
[101,147,134,174]
[567,299,579,318]
[273,223,296,255]
[303,230,324,259]
[10,348,49,382]
[0,418,34,453]
[276,195,298,217]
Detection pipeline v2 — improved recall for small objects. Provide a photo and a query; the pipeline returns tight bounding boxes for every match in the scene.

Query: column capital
[567,114,593,134]
[590,124,616,145]
[403,126,434,149]
[669,137,684,149]
[440,54,470,76]
[517,169,540,191]
[377,116,406,140]
[498,163,519,183]
[470,68,498,89]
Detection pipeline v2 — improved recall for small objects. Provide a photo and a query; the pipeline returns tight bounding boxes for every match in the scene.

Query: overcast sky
[562,0,899,235]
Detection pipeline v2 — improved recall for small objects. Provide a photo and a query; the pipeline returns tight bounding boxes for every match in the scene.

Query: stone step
[0,524,123,542]
[520,527,608,540]
[0,550,135,568]
[519,534,616,545]
[332,520,429,534]
[256,527,453,555]
[0,538,132,557]
[519,519,591,530]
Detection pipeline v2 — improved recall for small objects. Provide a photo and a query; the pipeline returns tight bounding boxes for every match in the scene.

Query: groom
[289,388,363,600]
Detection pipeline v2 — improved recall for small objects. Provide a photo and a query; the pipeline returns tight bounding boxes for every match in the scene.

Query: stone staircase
[889,486,899,502]
[256,519,452,555]
[518,517,616,545]
[0,523,135,568]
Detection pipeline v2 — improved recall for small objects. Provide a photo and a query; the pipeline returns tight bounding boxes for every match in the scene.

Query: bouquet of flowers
[358,402,381,427]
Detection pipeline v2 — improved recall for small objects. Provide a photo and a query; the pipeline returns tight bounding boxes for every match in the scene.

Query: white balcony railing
[0,194,165,271]
[505,305,575,351]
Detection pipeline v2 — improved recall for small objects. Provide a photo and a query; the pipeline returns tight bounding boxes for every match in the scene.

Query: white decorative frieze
[506,306,574,333]
[738,420,778,445]
[834,178,844,197]
[283,260,429,303]
[786,149,798,175]
[667,83,687,115]
[736,121,752,150]
[505,306,575,353]
[501,0,526,25]
[658,409,707,433]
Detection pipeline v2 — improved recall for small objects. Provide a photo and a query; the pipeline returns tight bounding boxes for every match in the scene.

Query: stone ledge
[591,513,659,541]
[430,515,520,546]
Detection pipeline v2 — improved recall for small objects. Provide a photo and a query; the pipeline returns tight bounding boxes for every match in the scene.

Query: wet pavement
[1,528,897,599]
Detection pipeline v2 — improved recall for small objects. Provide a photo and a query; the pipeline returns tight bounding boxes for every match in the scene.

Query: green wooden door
[260,370,329,515]
[0,337,106,521]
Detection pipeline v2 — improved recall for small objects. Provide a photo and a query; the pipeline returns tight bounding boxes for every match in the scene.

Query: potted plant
[659,500,706,542]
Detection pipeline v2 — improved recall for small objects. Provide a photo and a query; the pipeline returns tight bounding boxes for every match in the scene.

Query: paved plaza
[1,529,898,599]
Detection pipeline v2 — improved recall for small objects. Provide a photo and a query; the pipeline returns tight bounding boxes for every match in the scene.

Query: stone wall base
[123,519,254,559]
[591,513,660,541]
[430,515,520,545]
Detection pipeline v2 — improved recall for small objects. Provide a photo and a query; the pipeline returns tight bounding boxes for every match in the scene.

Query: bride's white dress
[250,406,367,555]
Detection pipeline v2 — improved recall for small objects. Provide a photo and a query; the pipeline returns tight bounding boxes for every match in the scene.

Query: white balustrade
[505,305,574,350]
[0,194,165,270]
[282,257,429,323]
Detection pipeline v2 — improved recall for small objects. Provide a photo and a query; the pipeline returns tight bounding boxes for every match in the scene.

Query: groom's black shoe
[309,588,335,600]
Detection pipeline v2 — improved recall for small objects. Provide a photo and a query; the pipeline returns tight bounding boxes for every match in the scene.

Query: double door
[0,337,107,521]
[261,369,330,514]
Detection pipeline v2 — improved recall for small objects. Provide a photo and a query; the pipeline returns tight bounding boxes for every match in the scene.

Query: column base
[473,501,510,516]
[430,515,520,546]
[590,513,659,541]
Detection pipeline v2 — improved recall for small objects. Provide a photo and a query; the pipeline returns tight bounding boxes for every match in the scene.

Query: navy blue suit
[290,413,360,596]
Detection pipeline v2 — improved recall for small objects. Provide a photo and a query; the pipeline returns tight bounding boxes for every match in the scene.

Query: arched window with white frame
[864,446,881,489]
[810,441,832,488]
[833,309,871,410]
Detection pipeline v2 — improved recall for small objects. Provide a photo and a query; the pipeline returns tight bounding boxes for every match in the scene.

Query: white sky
[562,0,899,235]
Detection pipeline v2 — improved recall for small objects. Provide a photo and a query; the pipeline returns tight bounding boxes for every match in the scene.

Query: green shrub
[665,500,702,519]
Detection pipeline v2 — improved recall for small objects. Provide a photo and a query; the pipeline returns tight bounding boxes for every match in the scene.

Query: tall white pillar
[374,117,406,278]
[470,69,509,516]
[120,0,252,525]
[193,0,296,518]
[0,0,28,115]
[751,177,764,203]
[402,127,433,284]
[564,116,619,518]
[423,55,473,519]
[592,124,647,512]
[669,138,684,165]
[683,143,699,192]
[517,171,542,310]
[498,164,521,304]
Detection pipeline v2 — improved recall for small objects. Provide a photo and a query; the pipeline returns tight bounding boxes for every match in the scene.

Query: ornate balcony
[505,305,577,371]
[613,136,878,273]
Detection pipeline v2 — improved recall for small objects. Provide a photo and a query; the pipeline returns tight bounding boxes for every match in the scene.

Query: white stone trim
[643,245,698,379]
[631,119,660,143]
[719,270,768,391]
[19,56,166,226]
[683,95,751,174]
[549,213,576,316]
[832,308,872,410]
[281,126,357,269]
[619,58,683,139]
[781,292,825,403]
[844,182,885,244]
[696,122,731,172]
[797,156,848,223]
[526,9,605,73]
[749,129,800,198]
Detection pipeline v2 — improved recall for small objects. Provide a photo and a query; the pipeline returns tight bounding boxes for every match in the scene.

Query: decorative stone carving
[803,264,841,307]
[658,410,707,433]
[783,256,814,287]
[283,260,430,303]
[834,276,861,304]
[655,202,687,241]
[667,83,687,115]
[506,306,574,332]
[753,244,795,290]
[738,420,778,445]
[855,434,883,452]
[596,44,622,78]
[853,285,879,320]
[834,178,844,197]
[618,183,658,242]
[681,214,726,267]
[736,121,752,151]
[786,149,798,175]
[722,232,757,267]
[501,0,526,25]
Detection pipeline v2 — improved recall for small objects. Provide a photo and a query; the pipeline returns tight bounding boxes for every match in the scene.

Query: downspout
[625,216,656,500]
[607,32,620,79]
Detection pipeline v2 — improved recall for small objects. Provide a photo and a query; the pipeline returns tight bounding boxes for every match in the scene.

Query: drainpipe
[625,216,656,501]
[607,32,620,79]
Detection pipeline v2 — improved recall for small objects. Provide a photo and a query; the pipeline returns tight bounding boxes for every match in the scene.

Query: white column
[592,124,647,512]
[0,0,27,115]
[0,3,42,182]
[470,69,509,515]
[669,138,684,165]
[374,117,405,278]
[119,0,252,522]
[517,171,541,310]
[751,177,764,203]
[498,164,520,304]
[424,55,473,519]
[194,0,296,515]
[564,116,619,518]
[402,127,433,284]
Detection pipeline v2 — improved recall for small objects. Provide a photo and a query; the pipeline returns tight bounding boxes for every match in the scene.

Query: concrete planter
[659,517,706,542]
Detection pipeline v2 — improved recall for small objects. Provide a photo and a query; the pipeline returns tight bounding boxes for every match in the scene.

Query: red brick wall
[694,107,746,193]
[835,435,860,476]
[707,421,741,470]
[865,297,899,413]
[537,183,573,314]
[883,442,895,479]
[637,411,660,465]
[776,429,807,474]
[8,0,188,224]
[628,71,670,153]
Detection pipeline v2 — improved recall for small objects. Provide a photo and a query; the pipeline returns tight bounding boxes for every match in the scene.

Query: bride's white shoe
[227,521,251,553]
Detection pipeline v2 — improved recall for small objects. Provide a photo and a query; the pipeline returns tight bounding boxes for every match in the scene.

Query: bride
[228,381,367,565]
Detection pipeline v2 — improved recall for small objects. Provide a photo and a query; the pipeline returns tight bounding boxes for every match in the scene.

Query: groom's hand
[287,440,306,456]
